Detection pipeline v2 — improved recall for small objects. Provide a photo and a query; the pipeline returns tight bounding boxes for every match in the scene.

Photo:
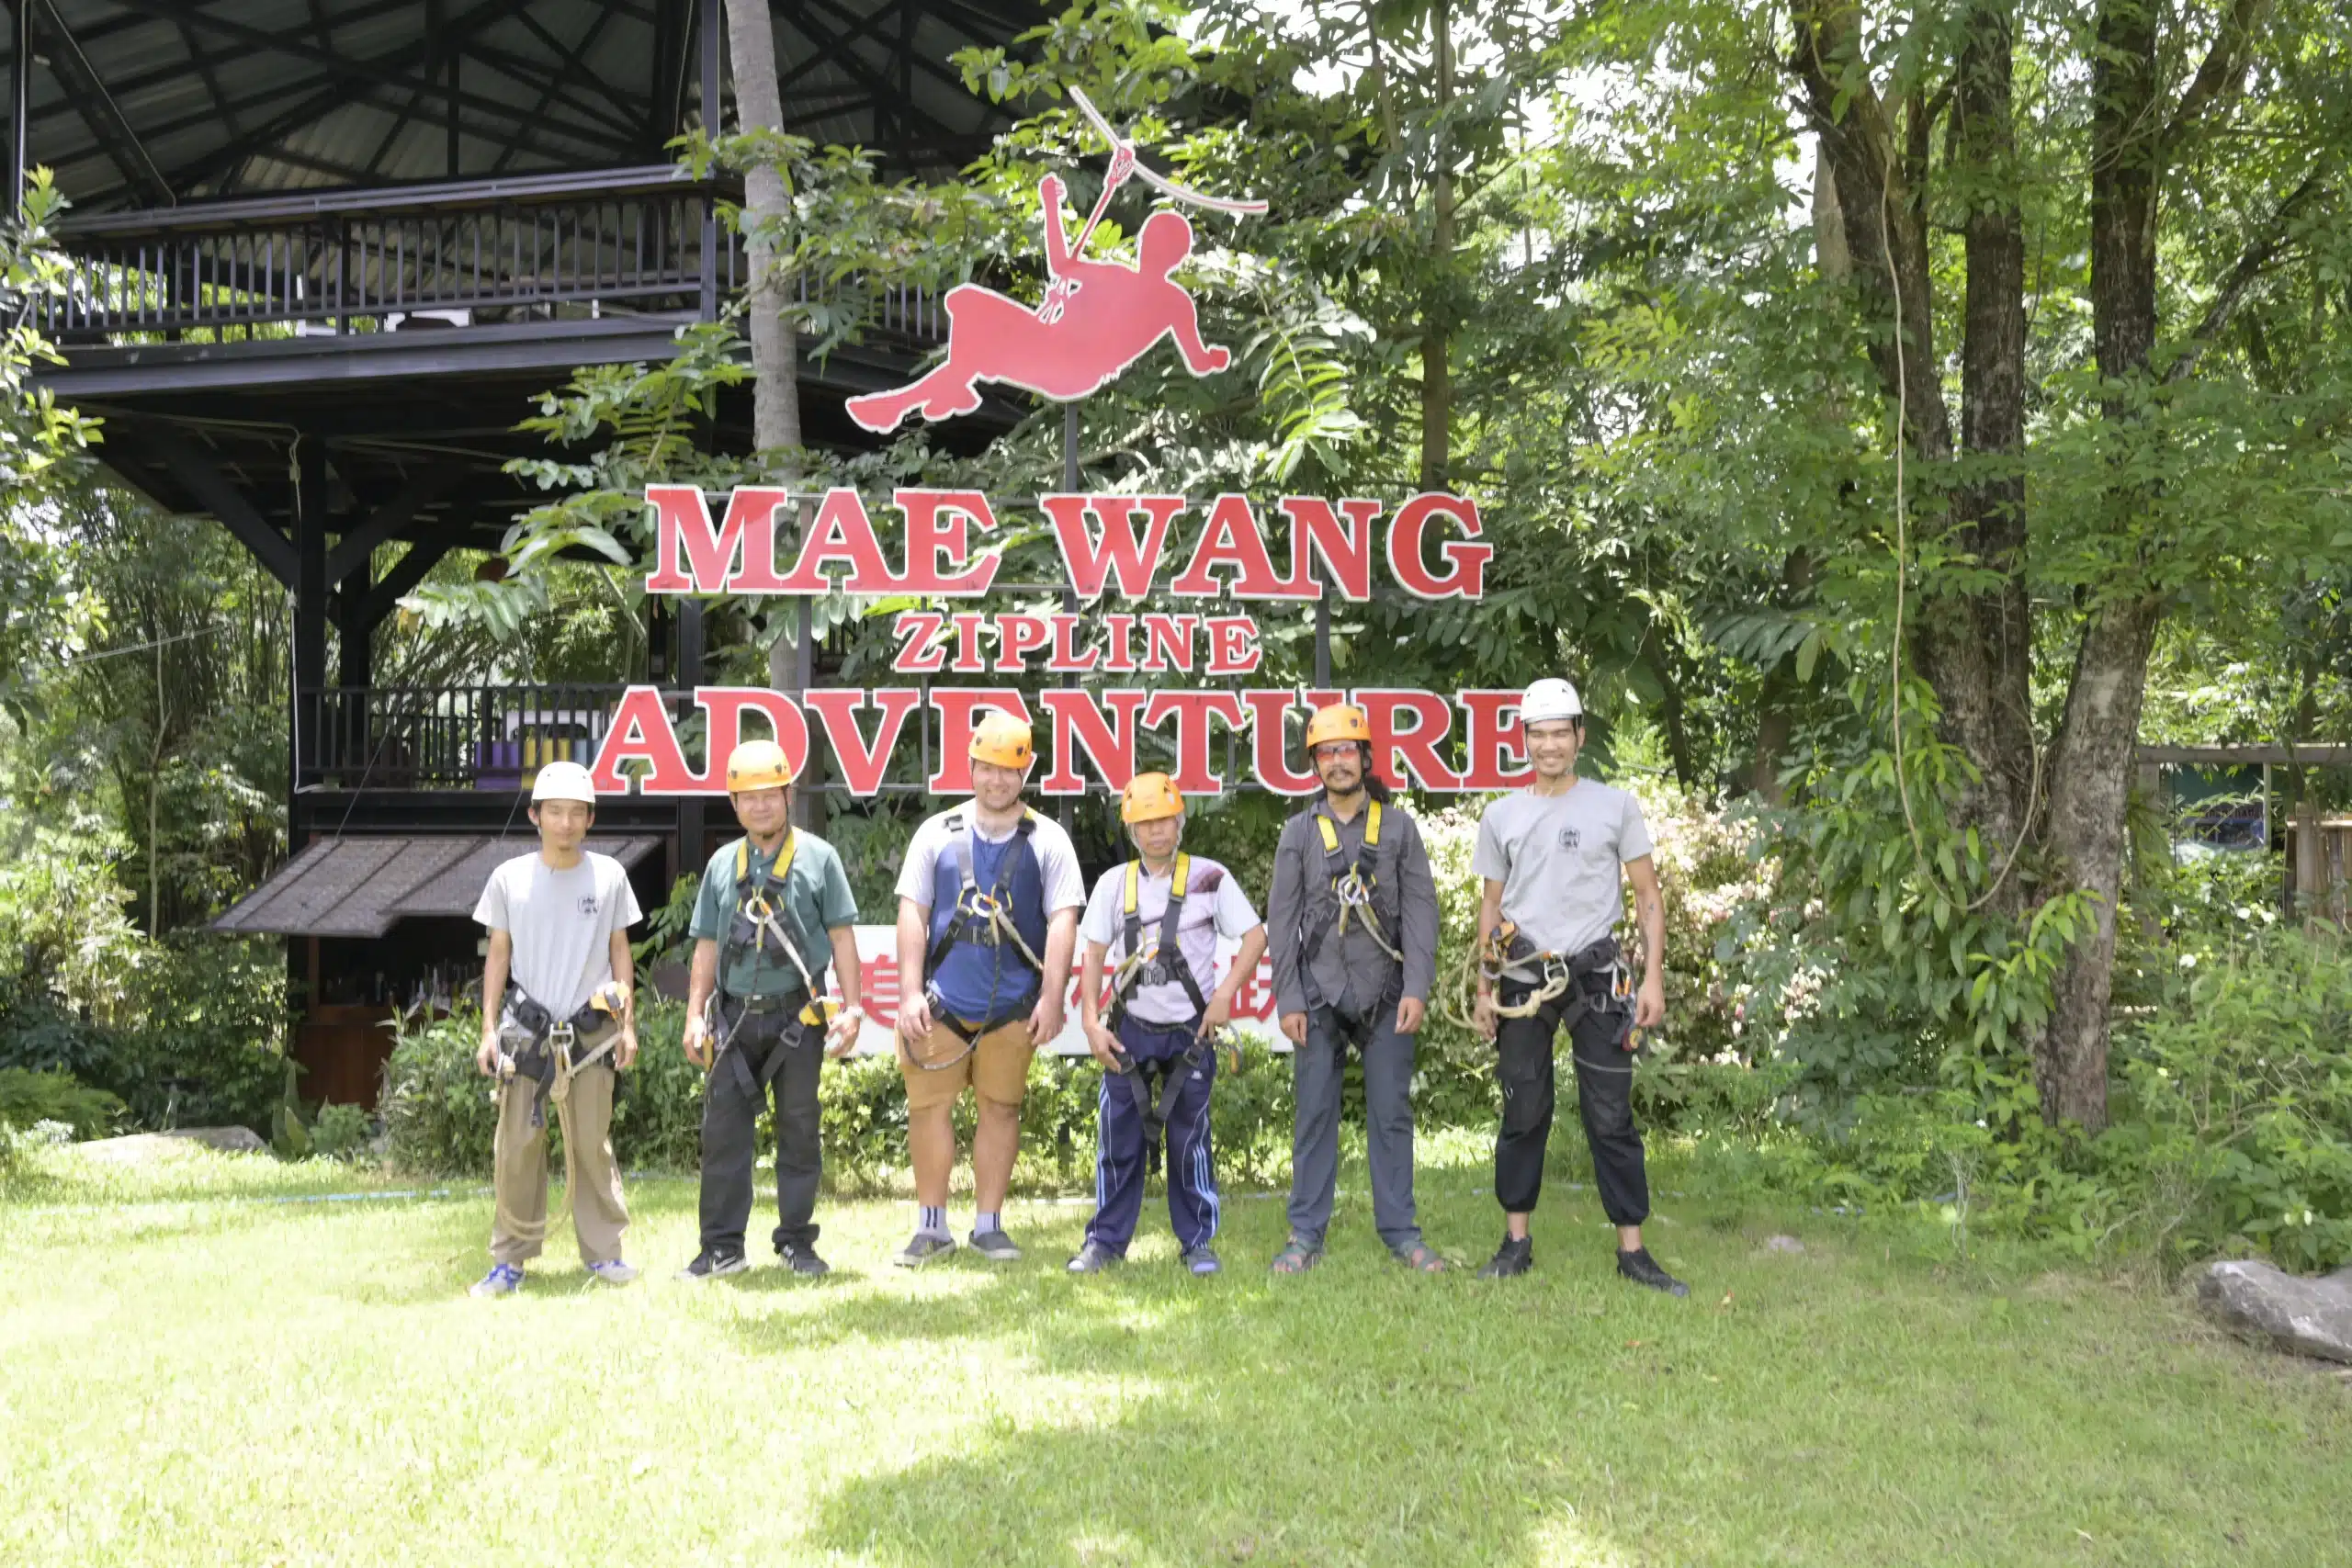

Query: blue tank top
[927,822,1049,1025]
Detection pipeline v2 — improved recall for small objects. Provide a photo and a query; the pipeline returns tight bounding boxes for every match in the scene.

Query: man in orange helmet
[1069,773,1266,1277]
[889,711,1085,1266]
[675,739,864,1282]
[1265,704,1445,1273]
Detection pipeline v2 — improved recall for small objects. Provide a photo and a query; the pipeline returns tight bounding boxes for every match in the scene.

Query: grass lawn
[4,1134,2346,1568]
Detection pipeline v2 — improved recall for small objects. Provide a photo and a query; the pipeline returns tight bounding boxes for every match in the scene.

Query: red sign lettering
[1386,492,1491,600]
[803,688,923,796]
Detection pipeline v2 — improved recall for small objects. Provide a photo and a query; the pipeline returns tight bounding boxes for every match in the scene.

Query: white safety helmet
[530,761,598,806]
[1519,678,1583,728]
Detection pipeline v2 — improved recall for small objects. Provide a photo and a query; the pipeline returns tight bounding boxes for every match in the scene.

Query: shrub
[2098,927,2352,1273]
[311,1102,374,1162]
[379,995,1304,1189]
[106,935,288,1131]
[0,1066,125,1139]
[0,928,285,1136]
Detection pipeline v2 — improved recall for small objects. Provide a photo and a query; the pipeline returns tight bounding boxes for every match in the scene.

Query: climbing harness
[1304,800,1405,966]
[1442,922,1634,1054]
[492,981,628,1127]
[1105,853,1212,1028]
[1099,852,1227,1154]
[706,833,834,1097]
[911,808,1049,1072]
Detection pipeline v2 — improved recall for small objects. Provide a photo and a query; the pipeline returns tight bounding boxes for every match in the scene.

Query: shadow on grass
[782,1234,1655,1567]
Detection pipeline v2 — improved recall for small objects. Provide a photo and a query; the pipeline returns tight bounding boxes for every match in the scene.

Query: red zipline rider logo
[846,90,1267,434]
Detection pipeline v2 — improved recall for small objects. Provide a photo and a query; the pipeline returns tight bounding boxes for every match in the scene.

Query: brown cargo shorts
[900,1013,1036,1110]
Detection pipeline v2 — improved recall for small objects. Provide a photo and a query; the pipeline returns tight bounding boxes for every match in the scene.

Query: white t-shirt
[471,851,643,1018]
[1079,854,1261,1028]
[1469,784,1654,958]
[892,804,1088,915]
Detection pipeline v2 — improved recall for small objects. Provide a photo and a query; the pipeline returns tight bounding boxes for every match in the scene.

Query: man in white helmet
[1468,678,1687,1294]
[468,760,643,1297]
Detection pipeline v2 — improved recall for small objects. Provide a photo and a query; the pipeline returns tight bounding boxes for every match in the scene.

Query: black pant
[1494,980,1648,1226]
[698,1004,825,1257]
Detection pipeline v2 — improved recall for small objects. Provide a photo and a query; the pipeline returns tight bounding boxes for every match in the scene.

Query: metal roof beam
[795,0,978,133]
[460,38,646,143]
[492,5,628,174]
[31,0,175,204]
[153,0,567,196]
[81,0,426,107]
[105,0,628,156]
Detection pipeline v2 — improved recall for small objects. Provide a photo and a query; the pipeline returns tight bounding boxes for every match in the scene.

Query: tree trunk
[723,0,805,702]
[725,0,800,468]
[2026,0,2169,1132]
[1419,0,1454,491]
[2037,592,2165,1127]
[1936,0,2035,864]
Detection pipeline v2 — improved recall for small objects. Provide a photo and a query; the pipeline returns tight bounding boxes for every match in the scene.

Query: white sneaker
[469,1263,524,1297]
[587,1259,639,1286]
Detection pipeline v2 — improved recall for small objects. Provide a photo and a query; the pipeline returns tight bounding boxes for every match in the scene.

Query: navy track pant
[1083,1019,1219,1255]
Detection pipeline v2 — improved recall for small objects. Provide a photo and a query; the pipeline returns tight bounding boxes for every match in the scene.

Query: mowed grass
[4,1137,2346,1568]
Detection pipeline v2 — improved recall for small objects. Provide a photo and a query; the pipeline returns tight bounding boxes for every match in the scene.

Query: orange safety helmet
[969,711,1035,771]
[724,739,796,794]
[1120,772,1186,825]
[1304,703,1372,751]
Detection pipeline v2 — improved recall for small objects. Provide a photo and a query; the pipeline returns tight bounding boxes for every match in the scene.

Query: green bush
[2098,927,2352,1272]
[379,995,1306,1189]
[0,936,286,1135]
[0,1066,125,1139]
[311,1102,374,1162]
[107,935,288,1131]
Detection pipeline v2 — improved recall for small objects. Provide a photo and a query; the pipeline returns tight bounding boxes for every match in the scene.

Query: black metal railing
[43,166,946,346]
[300,683,679,793]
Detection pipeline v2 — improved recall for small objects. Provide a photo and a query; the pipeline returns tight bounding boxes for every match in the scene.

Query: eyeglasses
[1311,743,1359,761]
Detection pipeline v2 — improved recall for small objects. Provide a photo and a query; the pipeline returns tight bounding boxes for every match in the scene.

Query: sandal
[1269,1237,1321,1275]
[1391,1243,1450,1273]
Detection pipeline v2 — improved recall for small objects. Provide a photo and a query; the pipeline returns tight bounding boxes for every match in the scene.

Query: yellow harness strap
[1121,851,1192,922]
[1314,799,1384,856]
[733,832,830,1023]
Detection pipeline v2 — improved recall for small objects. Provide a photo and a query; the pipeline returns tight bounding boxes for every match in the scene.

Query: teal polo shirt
[690,831,859,1000]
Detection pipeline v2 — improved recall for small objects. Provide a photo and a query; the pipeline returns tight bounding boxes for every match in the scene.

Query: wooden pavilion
[10,0,1035,1097]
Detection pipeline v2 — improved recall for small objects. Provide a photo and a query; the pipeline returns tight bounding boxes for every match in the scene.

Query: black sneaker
[893,1231,956,1269]
[778,1241,831,1278]
[1616,1247,1690,1297]
[1476,1234,1533,1279]
[676,1248,749,1282]
[967,1227,1023,1262]
[1066,1239,1120,1274]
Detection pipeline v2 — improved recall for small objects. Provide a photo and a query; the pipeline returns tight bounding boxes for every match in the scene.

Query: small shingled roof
[214,835,661,938]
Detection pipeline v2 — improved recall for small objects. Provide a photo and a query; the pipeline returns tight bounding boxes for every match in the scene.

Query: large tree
[1585,0,2351,1127]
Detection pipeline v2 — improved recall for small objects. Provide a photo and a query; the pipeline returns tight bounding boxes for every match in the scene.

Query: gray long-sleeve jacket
[1267,795,1440,1020]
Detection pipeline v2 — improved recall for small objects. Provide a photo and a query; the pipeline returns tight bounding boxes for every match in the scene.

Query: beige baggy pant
[491,1057,629,1268]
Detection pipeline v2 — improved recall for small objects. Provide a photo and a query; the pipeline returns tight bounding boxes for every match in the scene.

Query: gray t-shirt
[472,851,643,1018]
[1469,784,1654,958]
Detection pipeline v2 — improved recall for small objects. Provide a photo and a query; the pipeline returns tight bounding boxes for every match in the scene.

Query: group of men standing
[467,680,1687,1299]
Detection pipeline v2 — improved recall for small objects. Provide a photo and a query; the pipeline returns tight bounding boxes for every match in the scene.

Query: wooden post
[2292,796,2322,927]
